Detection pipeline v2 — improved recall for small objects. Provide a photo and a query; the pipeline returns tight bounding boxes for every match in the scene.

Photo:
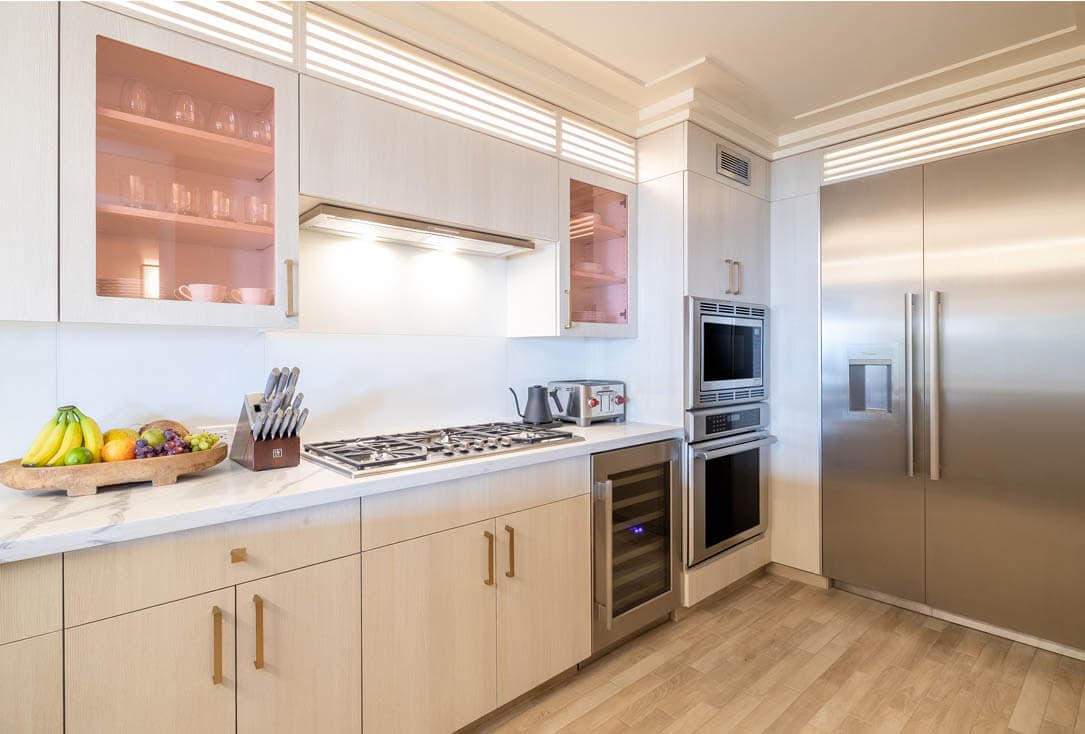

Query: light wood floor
[472,574,1085,734]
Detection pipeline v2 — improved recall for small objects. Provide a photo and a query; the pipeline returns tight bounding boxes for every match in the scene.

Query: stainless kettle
[508,385,560,425]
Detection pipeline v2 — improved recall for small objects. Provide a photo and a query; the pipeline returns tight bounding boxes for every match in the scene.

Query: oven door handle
[693,435,778,461]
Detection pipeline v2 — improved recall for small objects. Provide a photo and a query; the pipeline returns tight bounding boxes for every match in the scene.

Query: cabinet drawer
[65,500,360,626]
[0,554,62,644]
[361,456,588,550]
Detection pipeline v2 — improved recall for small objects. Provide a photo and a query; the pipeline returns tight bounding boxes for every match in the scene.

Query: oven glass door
[700,315,764,392]
[689,433,774,566]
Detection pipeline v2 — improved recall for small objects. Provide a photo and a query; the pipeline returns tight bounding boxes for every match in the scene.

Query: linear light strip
[562,117,635,157]
[306,11,554,124]
[820,85,1085,161]
[824,115,1085,183]
[562,145,636,177]
[827,105,1085,176]
[306,58,557,152]
[306,34,557,140]
[561,129,636,169]
[125,2,294,61]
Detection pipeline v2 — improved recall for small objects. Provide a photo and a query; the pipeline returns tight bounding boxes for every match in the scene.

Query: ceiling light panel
[823,81,1085,183]
[560,116,637,179]
[115,1,297,64]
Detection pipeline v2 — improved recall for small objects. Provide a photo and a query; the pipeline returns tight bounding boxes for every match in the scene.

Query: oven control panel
[687,403,769,442]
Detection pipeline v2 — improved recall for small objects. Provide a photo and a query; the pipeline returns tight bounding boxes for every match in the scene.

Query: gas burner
[303,421,581,478]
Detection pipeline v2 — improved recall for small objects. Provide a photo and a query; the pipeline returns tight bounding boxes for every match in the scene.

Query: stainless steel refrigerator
[821,128,1085,650]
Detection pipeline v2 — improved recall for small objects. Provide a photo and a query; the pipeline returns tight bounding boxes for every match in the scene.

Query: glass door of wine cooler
[60,4,298,328]
[591,440,680,651]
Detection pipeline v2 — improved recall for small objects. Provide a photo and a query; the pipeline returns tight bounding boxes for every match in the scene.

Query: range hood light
[299,204,535,257]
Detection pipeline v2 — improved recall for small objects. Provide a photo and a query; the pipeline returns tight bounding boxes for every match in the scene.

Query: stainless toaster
[548,380,626,427]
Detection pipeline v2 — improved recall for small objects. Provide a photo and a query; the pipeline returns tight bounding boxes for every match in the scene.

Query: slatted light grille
[303,6,559,153]
[115,1,297,64]
[560,116,637,179]
[824,82,1085,183]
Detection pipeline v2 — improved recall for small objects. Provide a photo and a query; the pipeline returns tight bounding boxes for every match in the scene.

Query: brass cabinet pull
[211,606,223,685]
[735,260,744,295]
[505,525,516,578]
[230,547,247,563]
[285,258,298,317]
[725,258,735,294]
[483,530,495,586]
[253,595,264,670]
[563,288,573,330]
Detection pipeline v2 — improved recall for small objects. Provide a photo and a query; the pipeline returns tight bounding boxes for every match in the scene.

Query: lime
[64,447,95,466]
[141,428,166,447]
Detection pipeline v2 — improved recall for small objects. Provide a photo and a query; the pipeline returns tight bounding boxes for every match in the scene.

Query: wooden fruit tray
[0,443,228,497]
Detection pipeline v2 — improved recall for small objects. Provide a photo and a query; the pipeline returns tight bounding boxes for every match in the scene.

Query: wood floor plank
[1009,650,1060,734]
[658,701,718,734]
[1044,658,1085,731]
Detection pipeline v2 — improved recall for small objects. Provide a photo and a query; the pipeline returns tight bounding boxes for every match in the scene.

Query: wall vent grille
[699,302,766,318]
[716,144,751,186]
[700,388,765,404]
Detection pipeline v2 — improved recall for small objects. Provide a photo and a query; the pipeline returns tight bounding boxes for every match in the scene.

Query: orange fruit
[101,438,137,462]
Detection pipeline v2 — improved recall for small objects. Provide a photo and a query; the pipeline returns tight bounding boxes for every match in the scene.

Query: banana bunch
[21,406,104,467]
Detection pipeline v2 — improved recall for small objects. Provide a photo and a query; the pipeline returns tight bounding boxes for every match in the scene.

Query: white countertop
[0,422,683,563]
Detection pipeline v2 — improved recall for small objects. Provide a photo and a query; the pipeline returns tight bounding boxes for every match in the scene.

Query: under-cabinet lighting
[141,263,159,300]
[824,81,1085,183]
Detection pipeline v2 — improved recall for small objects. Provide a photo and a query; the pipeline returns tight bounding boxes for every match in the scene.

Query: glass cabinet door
[96,37,276,307]
[608,462,673,616]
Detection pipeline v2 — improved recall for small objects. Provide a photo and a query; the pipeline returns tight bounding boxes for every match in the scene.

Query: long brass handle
[212,605,223,685]
[725,259,735,294]
[253,595,264,670]
[285,258,298,317]
[563,288,573,330]
[484,530,495,586]
[505,525,516,578]
[735,260,744,295]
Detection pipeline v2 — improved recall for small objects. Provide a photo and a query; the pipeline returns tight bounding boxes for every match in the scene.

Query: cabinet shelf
[571,270,627,285]
[97,204,273,250]
[97,107,273,180]
[570,222,626,243]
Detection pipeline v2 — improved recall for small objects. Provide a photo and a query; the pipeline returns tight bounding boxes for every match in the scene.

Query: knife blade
[263,368,280,401]
[277,408,293,438]
[293,408,309,436]
[285,366,300,394]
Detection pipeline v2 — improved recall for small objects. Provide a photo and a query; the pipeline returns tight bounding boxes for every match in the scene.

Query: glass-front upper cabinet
[60,3,299,328]
[560,163,637,337]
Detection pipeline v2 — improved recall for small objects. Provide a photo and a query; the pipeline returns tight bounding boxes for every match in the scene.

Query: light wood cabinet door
[66,589,236,734]
[0,632,63,733]
[496,495,592,705]
[723,186,770,305]
[362,519,497,734]
[236,555,361,734]
[685,171,730,299]
[0,554,62,645]
[0,2,57,321]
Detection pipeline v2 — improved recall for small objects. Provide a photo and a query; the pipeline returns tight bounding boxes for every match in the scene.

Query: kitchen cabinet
[0,553,62,645]
[66,588,237,734]
[686,171,769,304]
[0,2,58,322]
[300,76,559,243]
[362,519,497,734]
[59,2,299,328]
[237,556,362,734]
[496,495,591,705]
[0,632,63,733]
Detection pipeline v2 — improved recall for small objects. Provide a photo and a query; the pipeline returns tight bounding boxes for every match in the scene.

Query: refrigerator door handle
[929,290,942,480]
[594,479,614,630]
[905,293,916,477]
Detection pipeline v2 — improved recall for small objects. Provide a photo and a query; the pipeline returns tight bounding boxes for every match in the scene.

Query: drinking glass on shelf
[243,112,273,145]
[242,195,262,225]
[169,182,200,216]
[121,174,157,210]
[211,103,239,137]
[170,91,197,127]
[120,79,150,116]
[210,189,234,221]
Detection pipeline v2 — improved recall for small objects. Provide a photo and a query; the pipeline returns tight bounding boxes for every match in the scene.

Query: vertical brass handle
[725,259,735,294]
[230,547,247,563]
[253,595,264,670]
[285,258,298,317]
[504,525,516,578]
[211,605,223,685]
[483,530,495,586]
[563,288,573,330]
[735,260,744,295]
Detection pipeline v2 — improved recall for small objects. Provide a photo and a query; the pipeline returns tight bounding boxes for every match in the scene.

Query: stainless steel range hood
[299,204,536,257]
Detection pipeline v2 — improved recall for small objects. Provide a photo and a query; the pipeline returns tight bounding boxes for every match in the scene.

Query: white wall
[768,151,823,574]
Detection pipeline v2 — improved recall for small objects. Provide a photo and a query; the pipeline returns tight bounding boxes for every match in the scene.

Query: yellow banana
[22,410,63,466]
[45,413,83,467]
[25,411,68,467]
[73,408,103,462]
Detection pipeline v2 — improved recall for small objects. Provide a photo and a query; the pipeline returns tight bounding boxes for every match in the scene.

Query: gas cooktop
[302,421,583,478]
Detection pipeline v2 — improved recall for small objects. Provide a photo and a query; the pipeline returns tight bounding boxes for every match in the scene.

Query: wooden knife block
[230,394,301,472]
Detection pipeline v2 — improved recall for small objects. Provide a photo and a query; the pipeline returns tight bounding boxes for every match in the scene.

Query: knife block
[230,393,301,472]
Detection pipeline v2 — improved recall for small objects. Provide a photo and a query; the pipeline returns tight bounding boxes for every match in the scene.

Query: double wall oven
[686,297,775,567]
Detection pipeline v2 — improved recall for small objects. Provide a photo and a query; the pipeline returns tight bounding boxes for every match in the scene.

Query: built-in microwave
[686,297,767,408]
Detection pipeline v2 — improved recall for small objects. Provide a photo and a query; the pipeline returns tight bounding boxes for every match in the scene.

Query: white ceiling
[329,1,1085,157]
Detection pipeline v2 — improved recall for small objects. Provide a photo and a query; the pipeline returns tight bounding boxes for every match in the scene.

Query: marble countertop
[0,422,683,562]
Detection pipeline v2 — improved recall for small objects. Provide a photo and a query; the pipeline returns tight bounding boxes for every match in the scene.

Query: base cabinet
[0,632,63,733]
[66,589,237,734]
[237,556,362,734]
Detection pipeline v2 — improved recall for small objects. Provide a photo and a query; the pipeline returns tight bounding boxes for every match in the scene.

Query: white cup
[227,287,273,305]
[176,283,227,302]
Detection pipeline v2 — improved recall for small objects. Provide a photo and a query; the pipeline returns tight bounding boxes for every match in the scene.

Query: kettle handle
[508,387,524,418]
[549,388,564,413]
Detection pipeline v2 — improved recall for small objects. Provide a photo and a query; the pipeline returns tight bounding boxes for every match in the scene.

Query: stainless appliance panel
[686,297,768,408]
[686,403,769,443]
[591,440,682,652]
[923,129,1085,649]
[549,380,626,426]
[821,166,927,603]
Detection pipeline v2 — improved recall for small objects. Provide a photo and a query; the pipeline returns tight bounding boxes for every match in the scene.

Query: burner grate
[304,437,429,469]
